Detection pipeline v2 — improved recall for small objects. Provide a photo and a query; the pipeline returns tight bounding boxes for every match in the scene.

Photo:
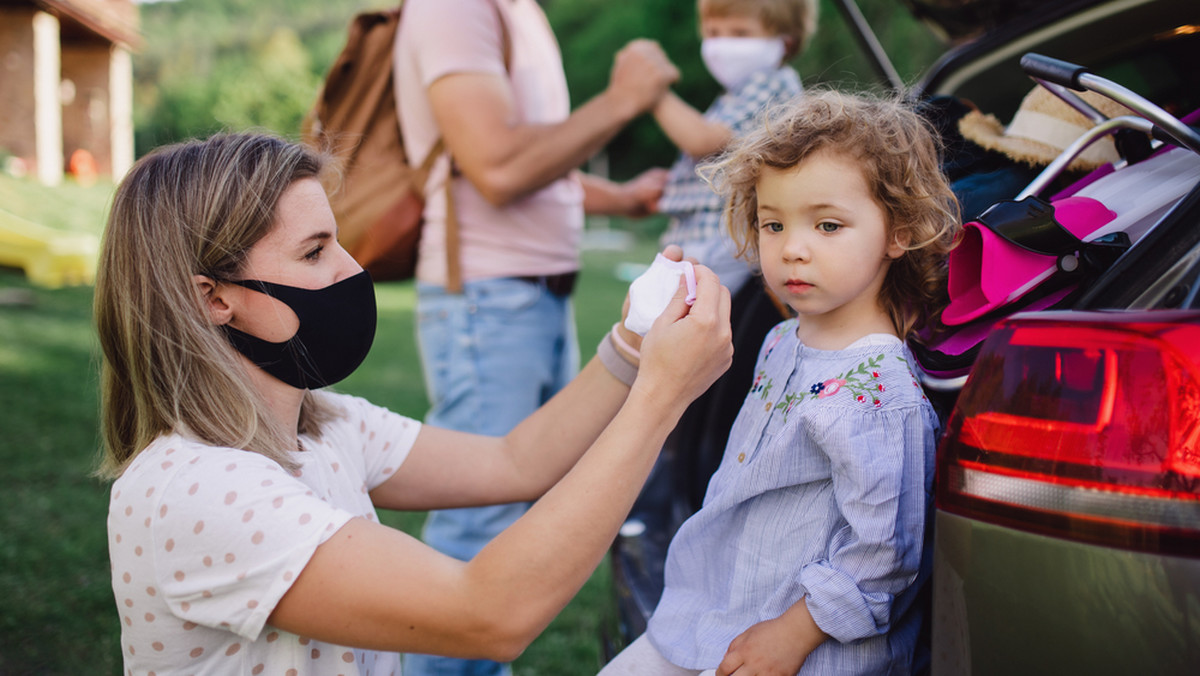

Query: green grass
[0,171,662,673]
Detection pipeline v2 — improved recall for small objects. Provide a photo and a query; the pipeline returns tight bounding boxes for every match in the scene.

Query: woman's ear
[193,275,234,326]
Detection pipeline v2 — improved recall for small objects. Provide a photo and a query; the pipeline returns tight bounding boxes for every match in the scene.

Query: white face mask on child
[701,36,786,91]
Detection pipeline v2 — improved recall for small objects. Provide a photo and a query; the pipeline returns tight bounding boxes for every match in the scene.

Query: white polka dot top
[107,390,420,675]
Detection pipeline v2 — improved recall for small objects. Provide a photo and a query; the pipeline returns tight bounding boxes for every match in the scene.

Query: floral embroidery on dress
[751,371,774,400]
[761,322,792,361]
[898,355,929,402]
[768,353,892,422]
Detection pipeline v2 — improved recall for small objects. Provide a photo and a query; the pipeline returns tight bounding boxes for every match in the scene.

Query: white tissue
[623,254,697,336]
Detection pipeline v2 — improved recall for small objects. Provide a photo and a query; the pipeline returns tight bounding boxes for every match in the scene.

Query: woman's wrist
[609,323,641,362]
[596,324,639,387]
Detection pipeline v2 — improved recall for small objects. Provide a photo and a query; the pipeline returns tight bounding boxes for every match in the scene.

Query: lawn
[0,172,663,674]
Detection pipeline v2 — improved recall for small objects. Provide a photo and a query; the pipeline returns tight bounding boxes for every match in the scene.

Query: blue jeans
[403,277,579,676]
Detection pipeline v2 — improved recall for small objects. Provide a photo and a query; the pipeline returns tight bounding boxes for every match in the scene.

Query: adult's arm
[268,267,732,659]
[578,168,669,217]
[429,38,677,206]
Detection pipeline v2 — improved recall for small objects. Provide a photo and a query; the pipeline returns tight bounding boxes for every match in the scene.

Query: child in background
[655,0,816,294]
[600,90,961,675]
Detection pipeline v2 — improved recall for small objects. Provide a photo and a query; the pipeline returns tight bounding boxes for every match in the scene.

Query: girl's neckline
[790,327,902,353]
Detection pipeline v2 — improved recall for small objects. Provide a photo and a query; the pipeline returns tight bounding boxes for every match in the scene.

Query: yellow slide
[0,208,98,288]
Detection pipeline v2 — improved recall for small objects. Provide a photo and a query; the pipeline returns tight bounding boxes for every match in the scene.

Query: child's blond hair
[702,89,961,340]
[698,0,820,59]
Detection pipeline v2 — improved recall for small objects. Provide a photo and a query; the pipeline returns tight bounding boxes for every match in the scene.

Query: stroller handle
[1020,53,1089,89]
[1022,53,1200,156]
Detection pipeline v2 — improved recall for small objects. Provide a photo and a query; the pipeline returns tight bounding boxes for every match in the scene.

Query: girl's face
[755,149,904,343]
[224,178,362,343]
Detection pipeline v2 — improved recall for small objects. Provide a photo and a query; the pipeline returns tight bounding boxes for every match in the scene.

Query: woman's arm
[368,355,633,511]
[269,267,732,658]
[652,91,733,160]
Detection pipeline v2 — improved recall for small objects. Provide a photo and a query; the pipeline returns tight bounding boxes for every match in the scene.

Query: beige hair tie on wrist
[597,326,638,387]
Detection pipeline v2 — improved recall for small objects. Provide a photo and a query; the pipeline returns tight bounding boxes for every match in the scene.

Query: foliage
[131,0,947,175]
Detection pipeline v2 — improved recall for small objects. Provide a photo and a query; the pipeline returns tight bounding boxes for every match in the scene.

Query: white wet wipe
[624,254,698,336]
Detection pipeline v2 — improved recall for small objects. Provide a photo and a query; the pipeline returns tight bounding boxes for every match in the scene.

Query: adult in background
[99,132,733,676]
[394,2,679,674]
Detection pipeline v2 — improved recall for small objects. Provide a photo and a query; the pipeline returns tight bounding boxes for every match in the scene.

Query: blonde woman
[97,132,731,675]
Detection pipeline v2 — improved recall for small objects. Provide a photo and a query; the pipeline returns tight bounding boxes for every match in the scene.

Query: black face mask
[222,270,376,389]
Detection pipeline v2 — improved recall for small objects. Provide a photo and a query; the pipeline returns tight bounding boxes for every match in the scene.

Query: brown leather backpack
[302,6,460,289]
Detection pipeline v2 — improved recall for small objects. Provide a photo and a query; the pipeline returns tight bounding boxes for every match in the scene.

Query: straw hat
[958,86,1132,171]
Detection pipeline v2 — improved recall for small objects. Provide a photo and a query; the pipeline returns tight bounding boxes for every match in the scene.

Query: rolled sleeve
[799,406,932,643]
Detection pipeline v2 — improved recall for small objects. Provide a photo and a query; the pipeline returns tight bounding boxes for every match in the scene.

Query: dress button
[764,403,771,412]
[737,452,746,463]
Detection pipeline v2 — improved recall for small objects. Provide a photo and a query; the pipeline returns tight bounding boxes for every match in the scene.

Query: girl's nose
[781,230,810,262]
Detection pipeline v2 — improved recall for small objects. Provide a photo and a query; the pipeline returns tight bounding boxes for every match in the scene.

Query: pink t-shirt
[107,391,421,675]
[394,0,584,286]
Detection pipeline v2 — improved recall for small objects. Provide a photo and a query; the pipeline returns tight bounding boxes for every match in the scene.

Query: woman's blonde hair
[94,133,337,479]
[702,89,961,340]
[699,0,820,59]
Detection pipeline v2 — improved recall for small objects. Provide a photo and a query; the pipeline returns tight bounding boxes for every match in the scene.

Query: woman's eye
[818,222,841,233]
[304,246,324,261]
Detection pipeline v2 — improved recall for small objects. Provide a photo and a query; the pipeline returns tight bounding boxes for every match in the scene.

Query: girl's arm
[652,91,733,159]
[799,404,937,644]
[268,267,733,660]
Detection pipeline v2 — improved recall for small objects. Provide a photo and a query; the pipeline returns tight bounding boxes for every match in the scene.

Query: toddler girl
[602,90,961,675]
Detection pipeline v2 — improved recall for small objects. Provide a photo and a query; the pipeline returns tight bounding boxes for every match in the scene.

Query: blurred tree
[544,0,945,178]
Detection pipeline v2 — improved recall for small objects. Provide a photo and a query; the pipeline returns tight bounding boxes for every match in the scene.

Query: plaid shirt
[659,67,803,255]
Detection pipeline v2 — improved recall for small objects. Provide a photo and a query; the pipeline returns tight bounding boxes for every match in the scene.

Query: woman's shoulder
[113,433,288,495]
[311,389,421,438]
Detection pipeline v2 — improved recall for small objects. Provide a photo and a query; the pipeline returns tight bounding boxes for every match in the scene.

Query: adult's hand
[607,39,679,119]
[634,261,732,409]
[620,167,670,217]
[612,244,687,362]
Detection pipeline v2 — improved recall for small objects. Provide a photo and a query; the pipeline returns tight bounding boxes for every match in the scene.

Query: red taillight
[937,311,1200,556]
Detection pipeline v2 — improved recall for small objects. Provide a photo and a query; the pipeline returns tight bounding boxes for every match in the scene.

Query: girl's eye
[759,221,783,233]
[304,245,324,261]
[818,222,841,233]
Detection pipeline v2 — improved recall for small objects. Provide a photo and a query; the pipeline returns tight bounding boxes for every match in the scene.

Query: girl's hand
[716,600,827,676]
[716,617,809,675]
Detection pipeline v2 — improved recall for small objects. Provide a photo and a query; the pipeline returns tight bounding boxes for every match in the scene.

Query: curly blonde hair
[702,89,961,340]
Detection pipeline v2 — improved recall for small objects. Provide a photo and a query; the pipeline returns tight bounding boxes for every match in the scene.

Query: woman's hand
[632,259,732,411]
[612,244,691,364]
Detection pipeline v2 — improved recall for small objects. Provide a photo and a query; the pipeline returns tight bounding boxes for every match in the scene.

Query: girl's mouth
[784,279,814,293]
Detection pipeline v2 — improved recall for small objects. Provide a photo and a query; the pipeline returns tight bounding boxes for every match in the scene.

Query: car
[601,1,1200,673]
